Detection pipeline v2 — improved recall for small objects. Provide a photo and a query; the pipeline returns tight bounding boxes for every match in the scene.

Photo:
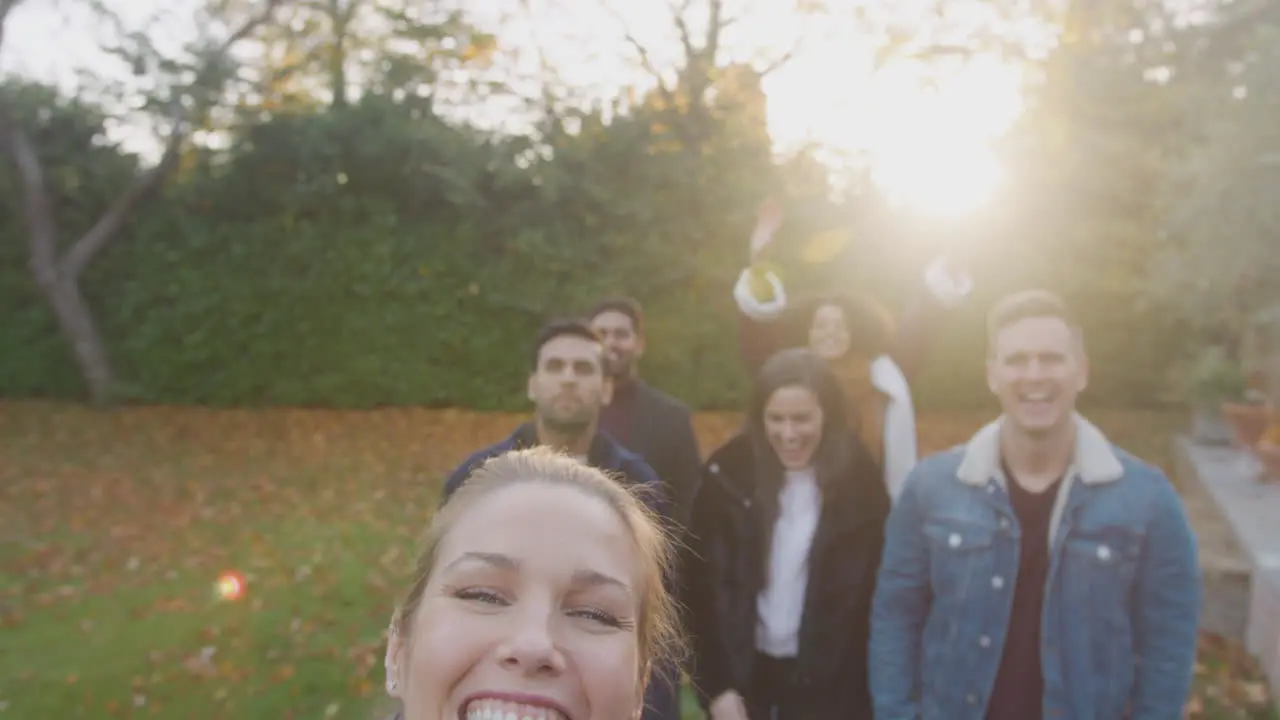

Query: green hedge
[0,212,1182,411]
[0,214,752,409]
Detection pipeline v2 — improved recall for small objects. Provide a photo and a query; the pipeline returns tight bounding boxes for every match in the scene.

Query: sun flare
[766,46,1024,217]
[871,132,1005,217]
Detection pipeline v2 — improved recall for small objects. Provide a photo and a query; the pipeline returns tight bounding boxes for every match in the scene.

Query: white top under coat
[755,467,821,657]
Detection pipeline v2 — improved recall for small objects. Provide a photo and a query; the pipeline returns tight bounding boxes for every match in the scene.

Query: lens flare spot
[215,571,245,601]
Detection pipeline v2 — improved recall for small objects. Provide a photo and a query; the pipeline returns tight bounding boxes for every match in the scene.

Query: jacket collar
[704,433,757,499]
[509,422,620,470]
[955,412,1124,487]
[706,432,889,522]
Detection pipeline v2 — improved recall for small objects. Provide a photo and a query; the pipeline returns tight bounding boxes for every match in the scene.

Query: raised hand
[709,690,751,720]
[924,253,974,308]
[750,196,785,261]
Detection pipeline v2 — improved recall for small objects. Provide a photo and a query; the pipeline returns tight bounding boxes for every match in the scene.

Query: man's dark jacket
[441,423,668,517]
[601,379,703,532]
[439,422,680,720]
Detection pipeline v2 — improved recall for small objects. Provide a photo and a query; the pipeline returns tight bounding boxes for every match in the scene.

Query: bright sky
[1,0,1034,216]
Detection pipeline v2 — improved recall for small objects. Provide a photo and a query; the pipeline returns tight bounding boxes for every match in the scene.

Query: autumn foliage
[0,403,1272,718]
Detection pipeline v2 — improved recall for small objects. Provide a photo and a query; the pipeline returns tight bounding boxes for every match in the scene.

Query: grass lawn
[0,401,1275,719]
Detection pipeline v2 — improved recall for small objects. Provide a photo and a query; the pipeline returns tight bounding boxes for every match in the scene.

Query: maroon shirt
[986,468,1063,720]
[599,377,638,445]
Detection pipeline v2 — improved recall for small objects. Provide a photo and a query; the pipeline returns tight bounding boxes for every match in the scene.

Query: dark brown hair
[797,291,896,358]
[746,348,856,571]
[588,297,645,336]
[530,318,602,369]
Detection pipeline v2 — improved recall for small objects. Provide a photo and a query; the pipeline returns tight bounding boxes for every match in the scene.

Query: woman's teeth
[464,699,567,720]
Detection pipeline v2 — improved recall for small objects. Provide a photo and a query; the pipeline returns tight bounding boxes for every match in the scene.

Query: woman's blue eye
[451,589,630,630]
[454,588,506,605]
[570,607,624,628]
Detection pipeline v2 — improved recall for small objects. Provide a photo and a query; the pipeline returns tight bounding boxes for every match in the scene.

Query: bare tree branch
[593,0,678,102]
[758,40,802,78]
[0,0,285,402]
[0,0,21,52]
[758,7,821,79]
[218,0,288,51]
[671,0,717,123]
[516,0,572,136]
[703,0,724,70]
[618,27,678,107]
[620,30,665,85]
[719,0,776,34]
[670,0,696,61]
[59,104,185,279]
[0,107,59,286]
[56,0,286,280]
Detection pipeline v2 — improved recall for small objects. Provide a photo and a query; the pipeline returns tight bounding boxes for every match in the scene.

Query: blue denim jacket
[869,414,1201,720]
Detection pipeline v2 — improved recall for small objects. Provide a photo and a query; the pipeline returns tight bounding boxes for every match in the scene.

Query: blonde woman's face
[387,484,646,720]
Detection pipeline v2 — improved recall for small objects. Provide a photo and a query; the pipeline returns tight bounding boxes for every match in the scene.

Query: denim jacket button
[978,635,992,648]
[998,517,1010,530]
[1097,545,1112,562]
[948,533,962,548]
[966,694,978,705]
[991,575,1005,590]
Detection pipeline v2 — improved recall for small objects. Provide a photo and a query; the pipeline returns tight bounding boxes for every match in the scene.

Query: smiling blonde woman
[382,447,684,720]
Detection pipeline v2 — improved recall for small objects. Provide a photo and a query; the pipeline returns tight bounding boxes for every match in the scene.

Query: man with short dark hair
[588,297,703,530]
[439,318,680,720]
[869,289,1201,720]
[441,318,664,506]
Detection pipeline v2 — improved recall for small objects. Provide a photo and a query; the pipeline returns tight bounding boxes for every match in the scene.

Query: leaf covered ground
[0,402,1274,719]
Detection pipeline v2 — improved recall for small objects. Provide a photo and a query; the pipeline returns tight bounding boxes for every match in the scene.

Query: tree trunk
[331,31,347,108]
[1,0,282,405]
[329,0,350,108]
[32,269,116,404]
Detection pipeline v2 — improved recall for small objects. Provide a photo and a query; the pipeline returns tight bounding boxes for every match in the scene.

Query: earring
[386,676,398,693]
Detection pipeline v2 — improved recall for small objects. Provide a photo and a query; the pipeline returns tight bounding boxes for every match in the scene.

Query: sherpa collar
[955,412,1124,487]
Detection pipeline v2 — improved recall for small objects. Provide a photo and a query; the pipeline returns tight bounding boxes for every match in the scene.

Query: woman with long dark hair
[684,347,890,720]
